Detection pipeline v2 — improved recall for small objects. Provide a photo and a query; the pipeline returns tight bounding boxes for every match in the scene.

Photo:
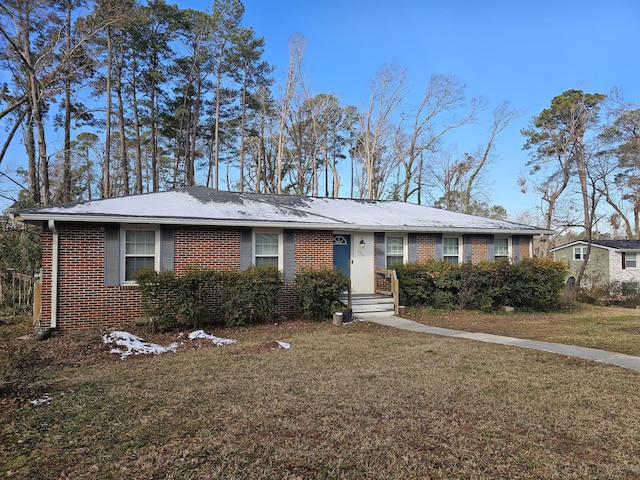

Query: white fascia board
[16,213,344,230]
[16,213,552,236]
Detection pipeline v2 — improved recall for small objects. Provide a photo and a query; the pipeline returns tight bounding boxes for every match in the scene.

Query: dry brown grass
[408,304,640,356]
[2,312,640,479]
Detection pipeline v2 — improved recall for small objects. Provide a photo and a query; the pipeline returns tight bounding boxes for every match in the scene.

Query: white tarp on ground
[188,329,237,346]
[103,331,179,359]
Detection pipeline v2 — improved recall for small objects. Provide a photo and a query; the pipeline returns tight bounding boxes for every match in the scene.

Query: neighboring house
[12,187,551,331]
[551,239,640,287]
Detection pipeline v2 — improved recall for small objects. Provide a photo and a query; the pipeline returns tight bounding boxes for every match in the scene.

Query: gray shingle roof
[12,186,552,235]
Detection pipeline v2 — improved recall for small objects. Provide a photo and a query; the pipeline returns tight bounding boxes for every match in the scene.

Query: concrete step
[345,294,395,314]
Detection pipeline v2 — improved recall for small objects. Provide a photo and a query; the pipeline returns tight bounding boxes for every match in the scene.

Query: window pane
[627,253,637,268]
[126,230,155,255]
[443,238,459,255]
[495,238,509,256]
[386,237,404,255]
[444,256,459,265]
[125,256,155,281]
[255,256,278,267]
[255,233,278,256]
[387,255,404,267]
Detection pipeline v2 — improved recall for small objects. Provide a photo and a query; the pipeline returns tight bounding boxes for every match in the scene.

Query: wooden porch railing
[375,268,399,315]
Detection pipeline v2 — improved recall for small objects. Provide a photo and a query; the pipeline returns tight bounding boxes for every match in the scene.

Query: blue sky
[232,0,640,217]
[2,0,638,218]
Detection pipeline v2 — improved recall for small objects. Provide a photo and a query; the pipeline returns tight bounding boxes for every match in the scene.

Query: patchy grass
[407,304,640,356]
[1,313,640,479]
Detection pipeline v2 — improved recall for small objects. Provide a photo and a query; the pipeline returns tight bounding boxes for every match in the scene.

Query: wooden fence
[0,270,36,316]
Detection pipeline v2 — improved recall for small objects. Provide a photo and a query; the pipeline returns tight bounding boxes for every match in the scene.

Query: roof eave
[15,213,553,236]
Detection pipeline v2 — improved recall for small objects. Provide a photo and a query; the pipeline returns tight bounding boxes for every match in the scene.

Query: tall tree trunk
[103,26,113,198]
[24,111,40,204]
[62,1,72,203]
[116,50,129,196]
[131,67,143,194]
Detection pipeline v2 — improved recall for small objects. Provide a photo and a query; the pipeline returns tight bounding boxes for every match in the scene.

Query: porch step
[345,294,396,314]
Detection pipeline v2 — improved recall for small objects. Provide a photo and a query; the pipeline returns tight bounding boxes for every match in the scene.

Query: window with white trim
[254,232,280,267]
[122,227,159,282]
[443,237,460,264]
[574,246,588,261]
[386,236,405,267]
[495,237,509,259]
[625,252,637,269]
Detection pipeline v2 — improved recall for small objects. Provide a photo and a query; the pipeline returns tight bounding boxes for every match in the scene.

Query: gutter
[15,213,554,237]
[47,219,59,331]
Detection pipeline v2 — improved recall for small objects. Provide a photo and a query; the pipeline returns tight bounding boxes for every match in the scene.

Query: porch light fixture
[359,238,366,249]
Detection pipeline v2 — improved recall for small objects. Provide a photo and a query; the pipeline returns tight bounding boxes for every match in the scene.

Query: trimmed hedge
[135,266,283,330]
[295,268,349,321]
[396,258,568,312]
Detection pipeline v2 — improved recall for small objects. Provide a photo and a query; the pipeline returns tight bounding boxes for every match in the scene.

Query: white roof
[13,187,551,235]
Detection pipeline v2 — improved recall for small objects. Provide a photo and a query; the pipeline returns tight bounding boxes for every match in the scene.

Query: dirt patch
[0,317,312,370]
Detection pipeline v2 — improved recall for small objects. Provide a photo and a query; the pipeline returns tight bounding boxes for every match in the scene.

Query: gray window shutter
[512,236,520,260]
[160,226,174,272]
[104,225,120,286]
[283,230,295,282]
[375,232,385,269]
[408,233,418,263]
[434,234,443,261]
[463,235,472,263]
[240,228,252,271]
[487,235,495,261]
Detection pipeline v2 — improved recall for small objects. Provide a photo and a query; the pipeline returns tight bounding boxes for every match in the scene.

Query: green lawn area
[1,308,640,479]
[407,303,640,356]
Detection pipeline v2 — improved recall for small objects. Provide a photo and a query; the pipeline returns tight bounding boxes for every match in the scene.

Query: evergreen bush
[396,258,568,312]
[295,268,349,321]
[136,265,283,330]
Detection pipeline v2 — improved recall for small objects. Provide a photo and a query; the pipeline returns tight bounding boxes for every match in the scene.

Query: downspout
[47,219,59,330]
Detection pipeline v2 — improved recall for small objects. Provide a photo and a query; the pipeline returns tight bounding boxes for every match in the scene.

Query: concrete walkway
[358,312,640,372]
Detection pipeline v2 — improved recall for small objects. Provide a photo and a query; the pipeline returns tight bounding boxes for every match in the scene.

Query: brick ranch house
[11,187,551,332]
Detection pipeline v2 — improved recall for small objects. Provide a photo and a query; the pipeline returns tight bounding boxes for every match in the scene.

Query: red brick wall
[294,231,333,272]
[519,236,532,259]
[416,234,438,262]
[41,223,143,331]
[42,223,336,330]
[41,222,534,330]
[174,226,240,273]
[470,235,489,263]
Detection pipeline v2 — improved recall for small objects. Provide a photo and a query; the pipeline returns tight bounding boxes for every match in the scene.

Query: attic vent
[333,235,348,245]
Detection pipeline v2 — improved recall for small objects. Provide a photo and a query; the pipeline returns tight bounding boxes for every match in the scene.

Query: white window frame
[574,246,588,261]
[385,234,407,267]
[120,225,160,283]
[253,230,283,270]
[443,237,461,264]
[625,252,637,269]
[494,237,510,259]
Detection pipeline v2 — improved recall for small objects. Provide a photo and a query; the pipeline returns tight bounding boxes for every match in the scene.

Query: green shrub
[508,258,568,311]
[136,266,284,330]
[396,262,435,307]
[174,268,220,328]
[295,268,349,321]
[395,258,568,312]
[135,269,180,332]
[458,261,494,311]
[222,265,284,327]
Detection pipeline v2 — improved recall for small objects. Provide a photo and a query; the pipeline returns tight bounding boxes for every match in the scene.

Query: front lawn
[1,313,640,479]
[408,304,640,356]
